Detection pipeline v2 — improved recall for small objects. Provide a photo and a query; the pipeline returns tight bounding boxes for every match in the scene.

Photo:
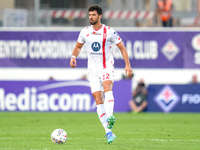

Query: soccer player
[70,5,133,144]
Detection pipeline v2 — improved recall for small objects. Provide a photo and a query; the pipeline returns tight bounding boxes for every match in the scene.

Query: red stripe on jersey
[103,27,107,69]
[77,41,84,45]
[116,41,122,45]
[100,113,106,118]
[108,100,114,102]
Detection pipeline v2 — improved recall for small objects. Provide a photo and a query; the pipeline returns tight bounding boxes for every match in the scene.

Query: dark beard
[90,20,98,25]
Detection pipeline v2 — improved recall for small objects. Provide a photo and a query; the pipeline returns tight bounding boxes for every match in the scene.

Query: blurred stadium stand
[0,0,199,27]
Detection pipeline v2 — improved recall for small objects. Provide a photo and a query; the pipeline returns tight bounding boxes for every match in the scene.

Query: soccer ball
[51,128,67,144]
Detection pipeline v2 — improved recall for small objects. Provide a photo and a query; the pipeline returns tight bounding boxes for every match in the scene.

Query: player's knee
[103,81,113,92]
[95,97,104,105]
[103,85,112,92]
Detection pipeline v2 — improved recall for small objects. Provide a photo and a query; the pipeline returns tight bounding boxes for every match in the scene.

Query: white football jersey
[77,24,122,70]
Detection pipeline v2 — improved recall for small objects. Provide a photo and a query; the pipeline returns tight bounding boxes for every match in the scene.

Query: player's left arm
[117,42,133,78]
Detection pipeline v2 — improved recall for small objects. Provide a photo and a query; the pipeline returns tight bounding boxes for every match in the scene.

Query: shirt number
[103,73,110,80]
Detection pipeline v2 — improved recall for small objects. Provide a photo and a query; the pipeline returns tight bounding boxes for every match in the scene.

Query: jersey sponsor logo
[90,52,102,55]
[92,31,101,35]
[91,42,101,52]
[153,85,180,113]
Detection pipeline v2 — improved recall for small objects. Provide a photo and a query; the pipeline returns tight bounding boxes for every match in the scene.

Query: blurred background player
[129,79,148,113]
[70,5,133,144]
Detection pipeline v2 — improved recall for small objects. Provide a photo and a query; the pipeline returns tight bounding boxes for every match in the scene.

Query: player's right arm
[70,42,84,68]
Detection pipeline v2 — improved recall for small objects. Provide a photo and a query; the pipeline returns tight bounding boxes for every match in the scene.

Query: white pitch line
[0,137,199,142]
[129,139,200,142]
[0,148,54,150]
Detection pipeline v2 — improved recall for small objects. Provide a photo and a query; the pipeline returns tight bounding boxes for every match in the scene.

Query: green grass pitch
[0,112,200,150]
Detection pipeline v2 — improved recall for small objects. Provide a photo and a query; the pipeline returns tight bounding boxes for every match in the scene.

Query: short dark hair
[88,5,102,15]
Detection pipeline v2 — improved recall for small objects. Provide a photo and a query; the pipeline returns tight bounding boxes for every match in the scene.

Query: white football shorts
[88,67,114,93]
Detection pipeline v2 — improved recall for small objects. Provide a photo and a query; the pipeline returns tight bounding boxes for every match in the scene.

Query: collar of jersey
[92,24,104,31]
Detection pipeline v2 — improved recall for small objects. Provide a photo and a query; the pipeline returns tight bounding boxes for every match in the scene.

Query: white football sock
[96,104,111,133]
[104,91,114,118]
